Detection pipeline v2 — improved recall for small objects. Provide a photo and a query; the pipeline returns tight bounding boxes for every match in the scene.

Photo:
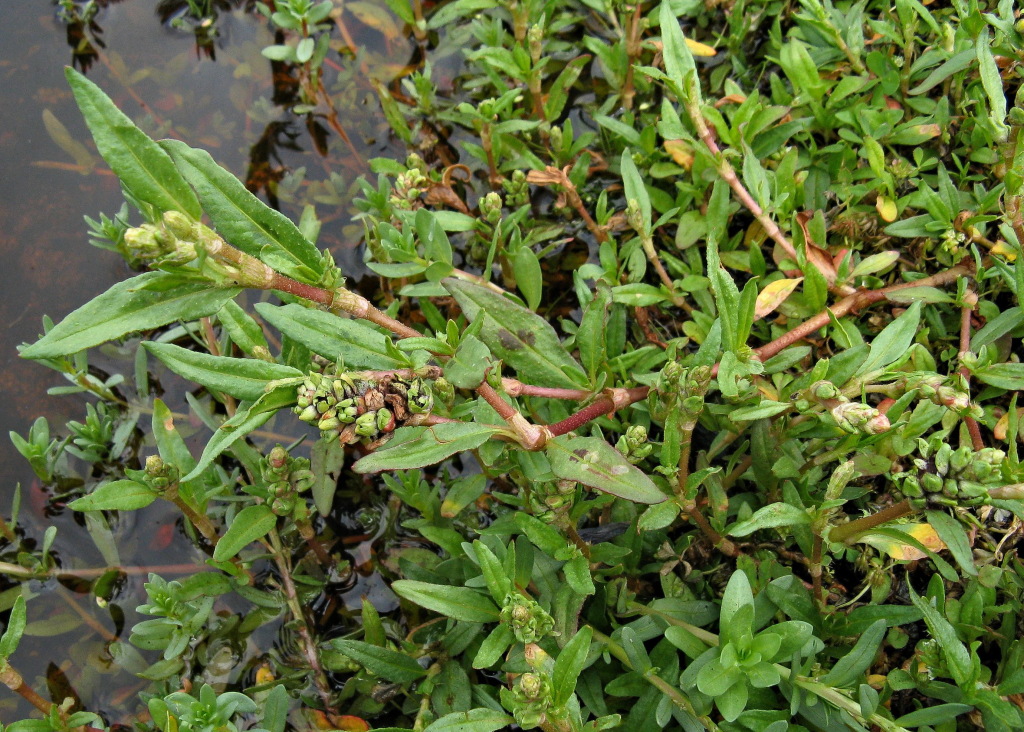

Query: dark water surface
[0,1,406,720]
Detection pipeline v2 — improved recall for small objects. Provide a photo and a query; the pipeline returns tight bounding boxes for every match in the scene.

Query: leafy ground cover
[4,0,1024,730]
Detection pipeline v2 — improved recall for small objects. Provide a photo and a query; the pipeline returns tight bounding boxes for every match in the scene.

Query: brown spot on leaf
[497,328,522,350]
[517,329,536,346]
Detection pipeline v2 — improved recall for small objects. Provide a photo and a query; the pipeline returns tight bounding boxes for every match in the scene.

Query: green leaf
[182,387,296,482]
[255,302,405,369]
[976,28,1008,139]
[391,580,500,622]
[218,299,270,356]
[638,500,681,531]
[578,283,610,383]
[444,335,492,389]
[552,626,593,706]
[65,68,201,219]
[855,301,921,377]
[162,141,323,277]
[152,399,198,485]
[894,703,974,727]
[512,247,543,311]
[728,401,791,421]
[908,583,973,686]
[21,272,240,360]
[925,510,978,577]
[472,541,512,604]
[213,504,277,561]
[144,342,302,401]
[443,279,586,389]
[720,570,753,631]
[310,436,345,516]
[909,49,975,95]
[423,709,514,732]
[473,624,514,669]
[659,1,698,101]
[352,423,500,473]
[820,619,886,687]
[621,149,651,235]
[261,684,290,732]
[971,306,1021,350]
[974,363,1024,391]
[327,639,427,683]
[546,436,666,504]
[727,503,811,537]
[707,241,741,352]
[0,596,27,660]
[69,480,157,512]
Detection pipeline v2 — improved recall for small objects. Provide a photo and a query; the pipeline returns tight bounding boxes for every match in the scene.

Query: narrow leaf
[182,387,296,482]
[423,709,514,732]
[22,272,240,360]
[65,68,201,218]
[552,626,593,706]
[391,580,500,622]
[68,480,156,512]
[255,303,405,369]
[353,424,499,473]
[162,140,323,276]
[214,504,277,561]
[820,619,886,687]
[0,596,28,659]
[145,342,302,401]
[855,301,922,377]
[728,503,811,537]
[755,278,802,319]
[546,436,666,504]
[328,639,427,683]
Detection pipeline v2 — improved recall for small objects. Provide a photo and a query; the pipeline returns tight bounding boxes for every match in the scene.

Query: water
[0,1,404,720]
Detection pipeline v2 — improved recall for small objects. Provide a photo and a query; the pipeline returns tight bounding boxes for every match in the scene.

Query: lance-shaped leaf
[162,140,323,278]
[21,272,240,360]
[327,640,427,683]
[443,278,586,389]
[392,580,500,622]
[353,423,501,473]
[68,480,157,512]
[423,710,514,732]
[65,68,201,219]
[144,342,303,402]
[182,387,296,482]
[213,504,277,561]
[255,302,405,369]
[546,436,666,504]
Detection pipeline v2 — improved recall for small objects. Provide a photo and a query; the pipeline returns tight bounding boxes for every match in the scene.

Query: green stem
[588,627,720,731]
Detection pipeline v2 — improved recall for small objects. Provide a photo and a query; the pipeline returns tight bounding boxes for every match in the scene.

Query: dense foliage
[4,0,1024,731]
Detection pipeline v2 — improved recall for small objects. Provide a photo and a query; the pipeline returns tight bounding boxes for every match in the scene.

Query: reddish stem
[547,387,649,436]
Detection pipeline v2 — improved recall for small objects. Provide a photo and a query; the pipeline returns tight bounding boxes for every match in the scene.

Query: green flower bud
[161,211,196,240]
[900,476,923,498]
[355,411,378,437]
[297,404,319,423]
[921,472,943,493]
[407,378,434,414]
[519,673,546,702]
[376,407,395,433]
[831,401,881,433]
[500,593,555,643]
[811,380,841,401]
[124,226,164,259]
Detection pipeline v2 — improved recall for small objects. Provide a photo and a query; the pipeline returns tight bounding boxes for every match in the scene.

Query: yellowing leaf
[685,38,717,57]
[755,278,803,319]
[664,139,694,168]
[875,195,898,222]
[994,408,1024,440]
[858,523,945,561]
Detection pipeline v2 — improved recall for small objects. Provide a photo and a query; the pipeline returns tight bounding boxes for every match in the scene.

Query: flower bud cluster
[123,211,202,265]
[905,373,981,418]
[144,455,180,495]
[480,191,503,224]
[616,425,652,464]
[390,166,428,210]
[500,593,554,643]
[502,170,529,208]
[293,370,434,443]
[891,435,1007,509]
[649,363,712,422]
[528,479,577,523]
[510,672,553,729]
[802,380,890,435]
[261,445,315,517]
